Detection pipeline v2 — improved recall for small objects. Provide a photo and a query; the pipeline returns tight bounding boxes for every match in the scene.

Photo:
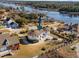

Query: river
[0,2,79,24]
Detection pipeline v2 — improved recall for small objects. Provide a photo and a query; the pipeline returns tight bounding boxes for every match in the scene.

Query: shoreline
[59,11,79,15]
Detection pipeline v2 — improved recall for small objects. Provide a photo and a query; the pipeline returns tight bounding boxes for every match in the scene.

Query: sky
[15,0,79,1]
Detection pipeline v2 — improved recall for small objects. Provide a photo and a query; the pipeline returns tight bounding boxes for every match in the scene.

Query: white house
[28,28,53,42]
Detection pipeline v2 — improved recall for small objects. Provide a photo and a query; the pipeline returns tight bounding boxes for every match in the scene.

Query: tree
[18,13,38,20]
[15,18,28,27]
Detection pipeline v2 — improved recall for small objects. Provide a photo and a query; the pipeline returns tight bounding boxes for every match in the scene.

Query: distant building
[3,17,18,29]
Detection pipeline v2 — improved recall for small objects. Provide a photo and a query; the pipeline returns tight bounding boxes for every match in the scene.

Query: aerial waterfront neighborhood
[0,0,79,58]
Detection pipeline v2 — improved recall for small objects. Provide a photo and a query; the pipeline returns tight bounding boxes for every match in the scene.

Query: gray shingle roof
[0,34,19,48]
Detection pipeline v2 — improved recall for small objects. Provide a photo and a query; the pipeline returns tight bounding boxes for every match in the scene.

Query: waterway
[0,2,79,24]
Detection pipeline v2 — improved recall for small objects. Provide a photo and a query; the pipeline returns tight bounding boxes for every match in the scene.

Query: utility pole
[37,16,42,30]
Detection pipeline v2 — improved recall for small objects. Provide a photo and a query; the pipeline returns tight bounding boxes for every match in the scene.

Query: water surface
[0,2,79,24]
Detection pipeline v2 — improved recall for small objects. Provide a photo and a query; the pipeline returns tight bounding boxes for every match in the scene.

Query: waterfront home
[27,27,53,42]
[0,34,19,52]
[3,17,18,29]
